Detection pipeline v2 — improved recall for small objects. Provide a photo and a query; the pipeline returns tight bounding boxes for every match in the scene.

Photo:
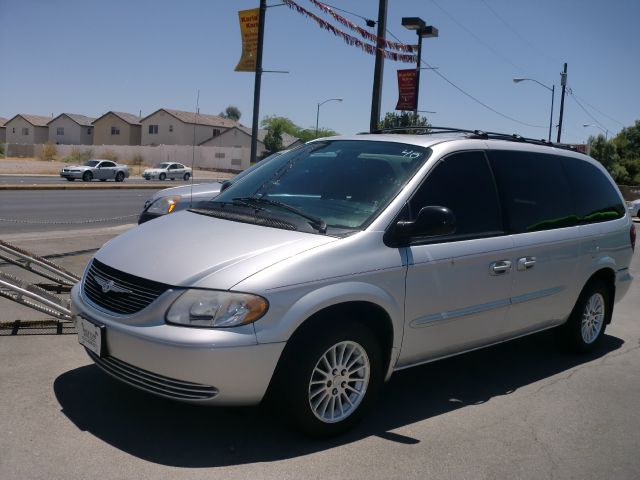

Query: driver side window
[409,150,503,239]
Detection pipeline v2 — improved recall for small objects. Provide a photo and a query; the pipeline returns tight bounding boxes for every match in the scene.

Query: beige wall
[141,111,226,146]
[93,113,141,145]
[47,143,250,171]
[202,128,267,156]
[48,116,93,145]
[5,117,48,144]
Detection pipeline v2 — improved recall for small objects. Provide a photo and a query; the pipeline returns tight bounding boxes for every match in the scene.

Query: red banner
[396,69,417,111]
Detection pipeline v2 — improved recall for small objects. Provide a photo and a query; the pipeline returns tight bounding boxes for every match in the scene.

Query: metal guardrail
[0,239,80,321]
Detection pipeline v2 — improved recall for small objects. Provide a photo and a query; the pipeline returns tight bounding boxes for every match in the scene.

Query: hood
[94,210,337,289]
[149,182,221,202]
[144,168,166,173]
[65,165,91,170]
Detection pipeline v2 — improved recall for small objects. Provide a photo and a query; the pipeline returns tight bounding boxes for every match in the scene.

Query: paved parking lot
[1,225,639,480]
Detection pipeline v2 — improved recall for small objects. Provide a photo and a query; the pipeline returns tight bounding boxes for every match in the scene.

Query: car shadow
[54,329,623,467]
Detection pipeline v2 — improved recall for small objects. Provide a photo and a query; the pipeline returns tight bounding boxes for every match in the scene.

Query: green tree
[220,106,241,121]
[261,115,338,143]
[588,120,640,184]
[263,122,284,154]
[378,111,430,131]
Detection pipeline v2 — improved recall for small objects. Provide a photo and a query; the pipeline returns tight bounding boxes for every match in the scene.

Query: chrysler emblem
[94,274,132,294]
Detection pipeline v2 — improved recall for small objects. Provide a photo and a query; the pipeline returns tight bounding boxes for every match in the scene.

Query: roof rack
[361,126,582,153]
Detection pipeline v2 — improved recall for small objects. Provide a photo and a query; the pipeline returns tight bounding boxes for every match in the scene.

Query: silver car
[60,159,129,182]
[142,162,192,181]
[72,132,635,436]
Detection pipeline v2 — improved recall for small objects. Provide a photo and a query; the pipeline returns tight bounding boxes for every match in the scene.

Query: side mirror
[220,180,232,192]
[395,206,456,240]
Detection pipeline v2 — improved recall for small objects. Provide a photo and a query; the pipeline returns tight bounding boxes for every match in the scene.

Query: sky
[1,0,638,145]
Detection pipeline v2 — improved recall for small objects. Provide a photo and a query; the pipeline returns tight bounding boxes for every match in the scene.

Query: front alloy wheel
[309,341,370,424]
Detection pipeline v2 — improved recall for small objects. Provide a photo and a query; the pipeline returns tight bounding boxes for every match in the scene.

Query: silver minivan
[72,132,635,436]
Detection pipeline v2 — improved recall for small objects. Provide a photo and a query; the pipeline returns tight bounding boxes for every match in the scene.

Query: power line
[567,88,611,132]
[568,90,625,127]
[385,29,546,129]
[479,0,561,66]
[429,0,528,74]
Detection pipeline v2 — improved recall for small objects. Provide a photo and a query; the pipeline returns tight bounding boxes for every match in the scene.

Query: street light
[402,17,438,116]
[513,77,555,142]
[583,124,609,140]
[316,98,342,137]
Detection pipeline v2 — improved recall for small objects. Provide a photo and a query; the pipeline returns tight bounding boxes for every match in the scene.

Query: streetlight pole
[316,98,342,138]
[513,77,554,142]
[583,124,609,140]
[402,17,438,117]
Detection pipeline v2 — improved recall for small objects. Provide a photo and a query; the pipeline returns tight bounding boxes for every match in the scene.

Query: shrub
[0,143,5,158]
[41,142,58,161]
[100,149,119,161]
[63,148,93,164]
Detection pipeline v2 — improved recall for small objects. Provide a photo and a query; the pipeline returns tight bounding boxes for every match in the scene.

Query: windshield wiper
[233,197,327,233]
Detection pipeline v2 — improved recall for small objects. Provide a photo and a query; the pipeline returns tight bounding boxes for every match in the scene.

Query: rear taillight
[631,224,636,252]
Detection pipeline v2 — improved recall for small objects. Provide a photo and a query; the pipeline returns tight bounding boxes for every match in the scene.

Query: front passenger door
[399,150,515,367]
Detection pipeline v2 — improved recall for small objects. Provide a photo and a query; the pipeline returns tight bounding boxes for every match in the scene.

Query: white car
[628,199,640,218]
[142,162,192,181]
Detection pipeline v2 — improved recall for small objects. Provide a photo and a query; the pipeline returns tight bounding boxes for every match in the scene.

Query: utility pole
[556,62,567,143]
[250,0,267,163]
[369,0,388,133]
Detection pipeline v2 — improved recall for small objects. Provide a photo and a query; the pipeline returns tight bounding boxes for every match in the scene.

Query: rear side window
[409,150,502,238]
[561,157,625,223]
[489,151,576,233]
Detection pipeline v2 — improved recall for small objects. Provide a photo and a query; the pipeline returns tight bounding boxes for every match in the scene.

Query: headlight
[166,290,268,328]
[146,195,182,215]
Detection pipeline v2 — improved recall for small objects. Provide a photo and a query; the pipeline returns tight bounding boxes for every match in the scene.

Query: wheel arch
[581,267,616,324]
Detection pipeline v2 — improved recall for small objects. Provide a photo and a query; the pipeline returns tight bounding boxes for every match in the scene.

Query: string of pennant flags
[282,0,418,64]
[308,0,418,53]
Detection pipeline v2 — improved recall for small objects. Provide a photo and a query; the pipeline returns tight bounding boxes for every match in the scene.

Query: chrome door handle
[490,260,512,275]
[517,256,536,271]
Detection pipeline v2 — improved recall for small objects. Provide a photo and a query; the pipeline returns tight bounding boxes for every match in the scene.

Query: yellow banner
[235,8,260,72]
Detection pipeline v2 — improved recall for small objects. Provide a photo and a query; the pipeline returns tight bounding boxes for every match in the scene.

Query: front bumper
[142,172,162,180]
[71,283,285,405]
[60,171,83,179]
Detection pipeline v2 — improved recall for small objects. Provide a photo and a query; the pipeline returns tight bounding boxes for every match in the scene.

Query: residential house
[5,114,51,144]
[47,113,95,145]
[199,125,302,155]
[140,108,238,146]
[92,111,142,145]
[0,117,7,144]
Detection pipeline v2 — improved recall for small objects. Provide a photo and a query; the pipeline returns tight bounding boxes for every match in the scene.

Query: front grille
[83,259,169,315]
[87,350,218,400]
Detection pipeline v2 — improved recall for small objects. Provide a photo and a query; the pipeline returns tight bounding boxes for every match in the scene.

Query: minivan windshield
[206,140,431,234]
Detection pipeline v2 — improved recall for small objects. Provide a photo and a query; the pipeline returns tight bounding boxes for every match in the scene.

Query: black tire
[66,177,75,182]
[100,179,107,182]
[115,171,125,182]
[560,279,611,353]
[183,172,191,181]
[273,320,382,437]
[159,173,166,181]
[82,171,93,182]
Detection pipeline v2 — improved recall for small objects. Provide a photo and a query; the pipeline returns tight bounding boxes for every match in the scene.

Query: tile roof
[143,108,239,128]
[92,111,142,125]
[8,114,52,127]
[48,113,96,126]
[0,117,8,127]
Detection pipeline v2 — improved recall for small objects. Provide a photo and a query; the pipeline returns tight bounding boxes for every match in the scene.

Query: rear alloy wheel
[183,172,191,181]
[276,320,382,437]
[159,173,166,181]
[560,280,610,352]
[82,171,93,182]
[115,171,125,182]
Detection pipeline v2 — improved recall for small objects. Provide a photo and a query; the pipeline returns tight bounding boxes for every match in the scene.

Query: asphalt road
[0,174,216,185]
[0,226,639,479]
[0,189,157,233]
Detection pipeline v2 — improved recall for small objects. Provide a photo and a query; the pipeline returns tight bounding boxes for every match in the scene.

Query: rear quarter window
[561,157,625,223]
